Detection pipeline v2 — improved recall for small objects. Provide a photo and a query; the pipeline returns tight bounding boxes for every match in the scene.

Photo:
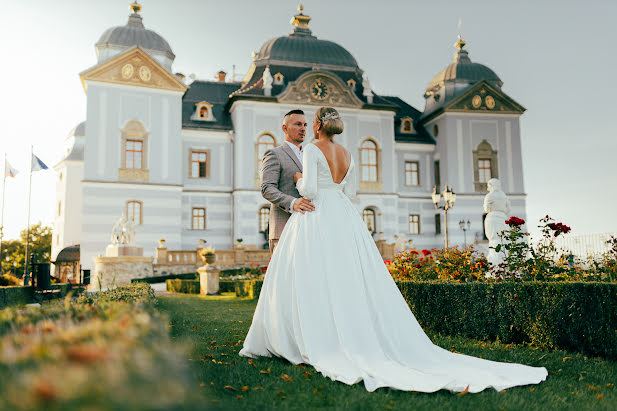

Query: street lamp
[459,219,471,247]
[432,184,456,248]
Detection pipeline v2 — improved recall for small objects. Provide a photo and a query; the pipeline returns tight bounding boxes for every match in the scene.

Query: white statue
[394,235,407,253]
[483,178,511,267]
[110,213,136,245]
[263,66,273,97]
[124,218,136,245]
[362,75,373,104]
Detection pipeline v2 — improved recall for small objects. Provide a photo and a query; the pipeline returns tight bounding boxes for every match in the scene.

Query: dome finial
[130,1,142,14]
[454,34,466,50]
[290,4,312,36]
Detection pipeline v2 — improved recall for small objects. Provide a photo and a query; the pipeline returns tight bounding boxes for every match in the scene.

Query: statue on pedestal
[483,178,511,267]
[110,213,136,246]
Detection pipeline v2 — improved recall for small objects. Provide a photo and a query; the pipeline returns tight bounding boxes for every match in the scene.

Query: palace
[52,3,527,277]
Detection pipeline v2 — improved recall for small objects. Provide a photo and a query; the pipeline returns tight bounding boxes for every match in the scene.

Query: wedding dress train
[239,143,547,393]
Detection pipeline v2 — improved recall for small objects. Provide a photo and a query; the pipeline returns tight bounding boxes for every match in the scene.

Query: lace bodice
[296,143,356,200]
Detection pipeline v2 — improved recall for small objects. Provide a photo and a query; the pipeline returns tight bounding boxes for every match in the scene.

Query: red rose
[410,250,419,255]
[422,249,431,256]
[415,264,421,268]
[505,216,525,227]
[384,260,392,265]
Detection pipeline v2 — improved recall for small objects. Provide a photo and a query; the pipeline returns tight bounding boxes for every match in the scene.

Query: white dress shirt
[285,141,303,212]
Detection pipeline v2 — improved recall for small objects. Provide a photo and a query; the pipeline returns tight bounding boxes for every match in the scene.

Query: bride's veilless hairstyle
[316,107,344,136]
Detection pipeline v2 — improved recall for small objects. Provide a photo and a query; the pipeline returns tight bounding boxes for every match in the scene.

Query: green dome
[426,37,502,92]
[254,6,358,69]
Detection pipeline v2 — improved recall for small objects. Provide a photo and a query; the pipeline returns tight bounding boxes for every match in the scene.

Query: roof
[96,11,174,60]
[382,96,435,144]
[54,245,80,263]
[256,35,358,69]
[182,81,242,130]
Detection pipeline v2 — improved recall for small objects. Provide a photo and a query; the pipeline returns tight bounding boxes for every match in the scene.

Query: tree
[1,222,52,277]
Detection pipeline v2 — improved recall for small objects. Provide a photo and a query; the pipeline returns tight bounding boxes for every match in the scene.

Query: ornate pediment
[80,46,187,93]
[277,71,363,108]
[446,81,525,114]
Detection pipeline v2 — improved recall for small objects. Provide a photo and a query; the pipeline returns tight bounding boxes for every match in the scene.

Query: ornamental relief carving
[107,57,163,88]
[278,73,363,108]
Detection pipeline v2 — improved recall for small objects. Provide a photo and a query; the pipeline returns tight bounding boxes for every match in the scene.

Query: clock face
[121,64,134,79]
[139,66,152,82]
[472,95,482,108]
[311,80,329,100]
[485,95,495,109]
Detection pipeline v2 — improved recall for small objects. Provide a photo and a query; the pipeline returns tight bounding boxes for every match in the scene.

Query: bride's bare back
[314,140,351,184]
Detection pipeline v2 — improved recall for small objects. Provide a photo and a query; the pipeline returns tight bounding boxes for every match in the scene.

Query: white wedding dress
[239,143,547,393]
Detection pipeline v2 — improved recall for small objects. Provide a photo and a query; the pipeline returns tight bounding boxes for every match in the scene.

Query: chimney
[217,71,227,82]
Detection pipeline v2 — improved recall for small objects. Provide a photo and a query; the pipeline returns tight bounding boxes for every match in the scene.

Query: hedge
[395,281,617,359]
[0,283,84,310]
[166,279,200,294]
[235,279,264,299]
[131,272,197,284]
[0,283,202,410]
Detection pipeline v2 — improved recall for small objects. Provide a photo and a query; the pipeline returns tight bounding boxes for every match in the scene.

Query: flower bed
[0,283,201,410]
[395,281,617,359]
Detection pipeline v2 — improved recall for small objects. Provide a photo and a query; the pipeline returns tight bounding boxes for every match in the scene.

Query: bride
[239,107,547,393]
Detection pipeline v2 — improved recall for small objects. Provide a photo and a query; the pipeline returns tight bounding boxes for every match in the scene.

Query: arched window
[401,117,413,133]
[191,101,215,122]
[199,106,208,118]
[362,208,376,234]
[360,139,378,182]
[120,119,149,181]
[273,73,284,85]
[127,200,143,225]
[347,78,356,90]
[256,133,277,178]
[472,140,499,192]
[259,206,270,233]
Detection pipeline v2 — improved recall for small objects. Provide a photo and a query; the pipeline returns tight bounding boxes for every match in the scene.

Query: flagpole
[0,153,6,275]
[24,146,33,285]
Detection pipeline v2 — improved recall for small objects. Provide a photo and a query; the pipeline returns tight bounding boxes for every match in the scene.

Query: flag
[31,154,48,172]
[5,160,18,178]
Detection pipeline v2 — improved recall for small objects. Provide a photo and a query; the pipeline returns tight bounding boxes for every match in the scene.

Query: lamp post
[432,184,456,248]
[459,219,471,247]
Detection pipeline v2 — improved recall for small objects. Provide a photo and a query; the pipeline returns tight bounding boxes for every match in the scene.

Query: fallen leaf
[260,367,271,374]
[587,384,599,391]
[224,385,236,391]
[210,340,216,345]
[385,406,393,410]
[563,356,574,363]
[529,387,535,392]
[210,382,214,386]
[276,390,286,397]
[236,395,243,399]
[281,373,293,382]
[248,359,256,367]
[242,386,250,392]
[254,386,264,390]
[66,346,109,363]
[193,326,198,330]
[607,383,614,388]
[303,371,311,379]
[200,382,206,387]
[598,394,603,400]
[457,385,469,397]
[34,381,56,401]
[313,388,318,395]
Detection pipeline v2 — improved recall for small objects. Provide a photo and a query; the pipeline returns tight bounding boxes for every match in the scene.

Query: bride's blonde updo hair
[316,107,344,136]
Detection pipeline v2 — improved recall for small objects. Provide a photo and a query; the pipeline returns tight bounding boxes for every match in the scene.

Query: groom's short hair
[283,109,305,125]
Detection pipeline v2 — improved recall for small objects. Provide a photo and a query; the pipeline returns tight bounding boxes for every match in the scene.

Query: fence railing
[552,232,615,258]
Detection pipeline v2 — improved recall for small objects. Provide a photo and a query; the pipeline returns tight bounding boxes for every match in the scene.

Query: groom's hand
[294,172,303,183]
[293,198,315,214]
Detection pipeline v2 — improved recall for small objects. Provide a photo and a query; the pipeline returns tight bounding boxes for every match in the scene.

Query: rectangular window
[126,139,143,169]
[434,160,440,188]
[435,213,441,235]
[191,151,208,178]
[478,159,492,183]
[192,207,206,230]
[127,201,142,225]
[409,214,420,234]
[405,161,419,186]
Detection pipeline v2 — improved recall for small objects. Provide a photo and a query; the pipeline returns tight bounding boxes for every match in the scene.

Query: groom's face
[283,114,307,145]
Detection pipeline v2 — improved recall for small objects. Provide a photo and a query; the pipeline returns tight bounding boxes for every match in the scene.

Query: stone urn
[158,238,166,247]
[202,253,216,265]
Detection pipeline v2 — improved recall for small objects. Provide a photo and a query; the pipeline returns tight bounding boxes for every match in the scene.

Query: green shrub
[0,286,34,309]
[396,281,617,359]
[219,279,235,293]
[0,283,202,410]
[0,274,21,286]
[166,279,200,294]
[234,279,264,299]
[131,272,197,284]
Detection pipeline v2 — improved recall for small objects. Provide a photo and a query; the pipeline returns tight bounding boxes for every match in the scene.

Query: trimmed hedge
[131,272,197,284]
[166,279,200,294]
[235,279,264,299]
[395,281,617,359]
[220,280,235,293]
[0,283,83,310]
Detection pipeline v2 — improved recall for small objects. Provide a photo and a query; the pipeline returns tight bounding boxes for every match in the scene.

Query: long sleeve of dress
[296,145,318,200]
[343,160,357,200]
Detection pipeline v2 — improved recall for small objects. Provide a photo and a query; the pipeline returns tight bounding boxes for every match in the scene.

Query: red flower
[415,264,421,269]
[505,216,525,227]
[548,222,571,236]
[422,249,431,256]
[384,260,392,265]
[410,250,419,255]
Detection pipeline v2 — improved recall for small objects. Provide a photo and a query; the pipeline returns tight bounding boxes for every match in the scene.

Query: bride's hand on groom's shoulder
[294,172,303,183]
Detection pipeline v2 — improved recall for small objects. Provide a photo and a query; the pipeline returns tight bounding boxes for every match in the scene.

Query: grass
[157,294,617,410]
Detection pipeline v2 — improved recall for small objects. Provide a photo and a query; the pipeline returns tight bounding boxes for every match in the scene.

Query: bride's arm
[296,146,317,199]
[343,158,357,200]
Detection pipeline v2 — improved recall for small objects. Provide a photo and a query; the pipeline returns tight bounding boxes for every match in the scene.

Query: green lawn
[157,294,617,410]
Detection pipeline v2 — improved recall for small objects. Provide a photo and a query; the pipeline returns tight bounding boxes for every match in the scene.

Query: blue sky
[0,0,615,240]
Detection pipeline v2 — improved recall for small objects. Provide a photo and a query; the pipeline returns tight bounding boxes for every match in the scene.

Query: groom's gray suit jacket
[261,143,302,241]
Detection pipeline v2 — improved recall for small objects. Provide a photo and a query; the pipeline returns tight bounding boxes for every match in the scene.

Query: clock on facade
[472,94,482,108]
[485,95,495,109]
[311,80,329,100]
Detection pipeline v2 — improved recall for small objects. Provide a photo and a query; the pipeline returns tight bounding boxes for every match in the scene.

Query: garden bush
[235,279,264,299]
[131,272,197,284]
[0,283,202,410]
[396,281,617,359]
[166,279,200,294]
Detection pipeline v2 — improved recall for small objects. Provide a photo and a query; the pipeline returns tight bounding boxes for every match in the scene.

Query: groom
[261,109,315,253]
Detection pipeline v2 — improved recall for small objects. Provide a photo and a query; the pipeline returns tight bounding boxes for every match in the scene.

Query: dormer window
[400,117,414,134]
[191,101,215,122]
[273,72,284,85]
[347,78,356,90]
